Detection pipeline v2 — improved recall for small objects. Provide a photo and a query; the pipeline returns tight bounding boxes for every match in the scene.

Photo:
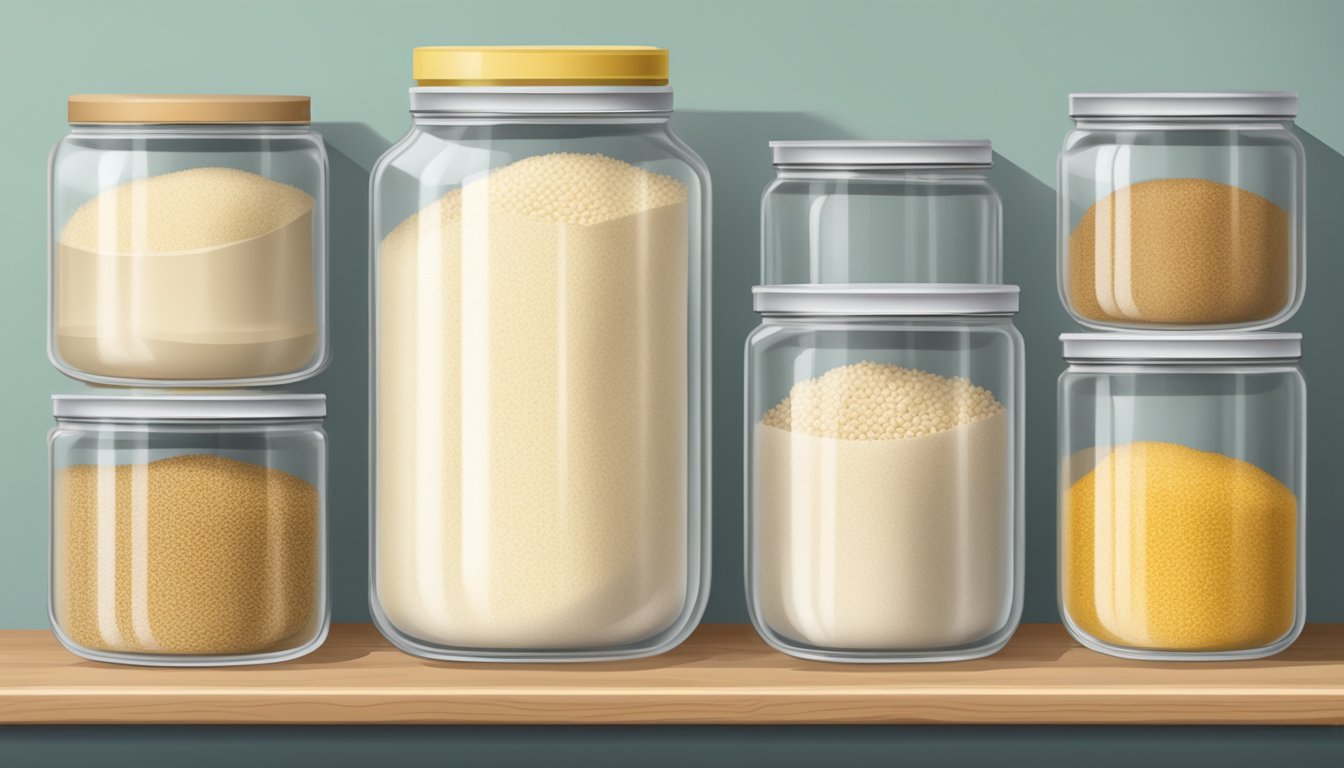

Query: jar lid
[413,46,668,86]
[1068,91,1298,119]
[1061,333,1302,362]
[753,284,1019,316]
[53,394,327,422]
[68,94,311,125]
[770,140,992,168]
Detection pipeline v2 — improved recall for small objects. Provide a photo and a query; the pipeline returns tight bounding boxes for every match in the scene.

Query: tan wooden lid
[68,94,311,124]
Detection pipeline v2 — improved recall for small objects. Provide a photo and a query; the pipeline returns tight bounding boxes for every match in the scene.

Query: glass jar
[1058,333,1305,660]
[49,95,329,386]
[746,285,1024,662]
[1059,92,1304,330]
[369,47,710,661]
[763,141,1000,285]
[49,394,328,666]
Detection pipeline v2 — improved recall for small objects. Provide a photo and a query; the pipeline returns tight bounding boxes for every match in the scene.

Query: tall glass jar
[1059,92,1304,330]
[763,141,1000,285]
[49,394,328,666]
[746,285,1024,662]
[369,47,710,661]
[1058,333,1306,660]
[49,95,329,386]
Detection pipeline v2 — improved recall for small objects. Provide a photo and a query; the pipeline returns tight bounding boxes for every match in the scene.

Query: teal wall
[3,0,1344,764]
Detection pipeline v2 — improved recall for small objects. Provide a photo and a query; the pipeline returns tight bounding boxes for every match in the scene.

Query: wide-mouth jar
[369,46,710,662]
[746,285,1024,662]
[764,141,1001,284]
[49,95,329,386]
[49,394,329,666]
[1059,92,1304,330]
[1058,333,1305,660]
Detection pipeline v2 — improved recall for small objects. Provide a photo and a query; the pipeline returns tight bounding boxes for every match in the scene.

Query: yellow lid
[68,95,311,124]
[413,46,668,86]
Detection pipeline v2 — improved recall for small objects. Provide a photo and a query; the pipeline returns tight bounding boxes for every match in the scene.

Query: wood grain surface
[2,623,1342,725]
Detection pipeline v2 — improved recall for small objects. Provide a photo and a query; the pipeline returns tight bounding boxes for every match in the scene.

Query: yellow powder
[375,152,690,650]
[755,362,1012,651]
[1064,441,1297,652]
[1067,178,1290,326]
[53,455,320,657]
[56,167,318,380]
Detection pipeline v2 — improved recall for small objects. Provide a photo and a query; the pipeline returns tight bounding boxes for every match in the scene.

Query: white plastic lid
[1069,91,1298,119]
[1061,333,1302,362]
[769,140,992,168]
[753,284,1019,316]
[53,394,327,422]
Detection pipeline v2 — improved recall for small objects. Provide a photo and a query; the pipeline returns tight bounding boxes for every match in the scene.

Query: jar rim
[409,86,673,115]
[1068,91,1298,120]
[753,284,1019,316]
[1060,332,1302,363]
[52,394,327,422]
[769,140,992,169]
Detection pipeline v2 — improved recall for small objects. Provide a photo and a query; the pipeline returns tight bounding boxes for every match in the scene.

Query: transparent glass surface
[763,169,1001,285]
[1058,120,1304,330]
[48,125,329,385]
[745,316,1023,662]
[369,116,710,661]
[1058,364,1306,659]
[48,420,328,666]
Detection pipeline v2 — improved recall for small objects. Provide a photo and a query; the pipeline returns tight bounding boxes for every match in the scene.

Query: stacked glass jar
[745,141,1025,662]
[1057,92,1307,660]
[46,95,331,666]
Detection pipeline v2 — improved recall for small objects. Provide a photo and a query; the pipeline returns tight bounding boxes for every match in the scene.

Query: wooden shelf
[2,623,1343,725]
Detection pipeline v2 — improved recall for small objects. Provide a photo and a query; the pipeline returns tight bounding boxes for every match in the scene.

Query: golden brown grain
[1064,441,1297,652]
[1067,178,1290,325]
[54,454,319,656]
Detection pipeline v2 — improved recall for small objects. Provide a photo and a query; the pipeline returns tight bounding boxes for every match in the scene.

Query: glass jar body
[763,169,1002,285]
[48,125,329,385]
[1058,119,1304,330]
[368,112,710,661]
[48,418,329,666]
[745,315,1023,662]
[1057,363,1306,659]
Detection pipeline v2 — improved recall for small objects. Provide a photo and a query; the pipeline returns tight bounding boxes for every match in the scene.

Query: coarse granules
[1064,441,1297,652]
[1067,178,1290,326]
[56,167,318,380]
[754,361,1012,651]
[376,152,689,650]
[53,454,320,657]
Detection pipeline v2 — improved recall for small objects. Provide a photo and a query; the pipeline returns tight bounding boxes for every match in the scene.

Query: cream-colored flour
[56,167,318,380]
[375,152,690,649]
[754,362,1012,651]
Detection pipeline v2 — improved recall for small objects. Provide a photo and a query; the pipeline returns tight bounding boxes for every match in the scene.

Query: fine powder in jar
[1067,178,1290,325]
[57,167,319,380]
[376,152,689,650]
[754,361,1011,651]
[1065,441,1297,652]
[54,455,319,656]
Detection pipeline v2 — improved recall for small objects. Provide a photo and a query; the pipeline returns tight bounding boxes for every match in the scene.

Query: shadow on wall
[990,154,1070,623]
[1291,129,1344,623]
[298,122,393,622]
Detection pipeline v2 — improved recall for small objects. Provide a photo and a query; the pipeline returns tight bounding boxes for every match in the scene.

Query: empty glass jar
[49,94,329,386]
[1059,92,1304,330]
[763,141,1001,285]
[746,285,1024,662]
[49,394,328,666]
[1058,333,1305,660]
[369,46,710,661]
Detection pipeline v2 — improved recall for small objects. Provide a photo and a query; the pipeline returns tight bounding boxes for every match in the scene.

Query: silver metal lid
[53,394,327,422]
[409,86,673,115]
[769,140,992,168]
[1061,333,1302,362]
[1069,91,1298,119]
[754,284,1019,316]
